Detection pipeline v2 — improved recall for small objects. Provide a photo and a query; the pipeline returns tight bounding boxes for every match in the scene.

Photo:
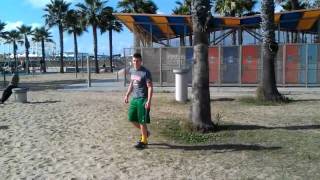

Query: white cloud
[157,11,165,15]
[4,21,23,31]
[25,0,78,9]
[31,23,42,29]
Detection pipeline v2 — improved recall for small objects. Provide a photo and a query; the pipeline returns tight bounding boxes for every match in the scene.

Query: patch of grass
[238,96,292,106]
[155,118,238,144]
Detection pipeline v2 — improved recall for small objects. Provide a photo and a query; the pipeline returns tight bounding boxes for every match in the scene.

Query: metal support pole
[124,48,127,87]
[160,47,163,86]
[239,45,242,86]
[218,45,221,86]
[178,46,181,69]
[305,44,308,88]
[282,45,286,87]
[87,56,91,87]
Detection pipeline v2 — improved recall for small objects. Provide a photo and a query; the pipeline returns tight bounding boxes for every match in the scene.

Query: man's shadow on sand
[148,124,320,151]
[148,143,281,152]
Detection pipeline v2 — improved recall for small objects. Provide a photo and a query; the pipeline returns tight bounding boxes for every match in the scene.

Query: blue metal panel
[211,17,224,29]
[222,46,239,83]
[299,45,306,84]
[133,16,164,39]
[167,17,190,35]
[241,16,261,25]
[280,12,302,30]
[307,44,318,84]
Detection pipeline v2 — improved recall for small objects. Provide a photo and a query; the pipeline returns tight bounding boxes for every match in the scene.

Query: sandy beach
[1,73,320,179]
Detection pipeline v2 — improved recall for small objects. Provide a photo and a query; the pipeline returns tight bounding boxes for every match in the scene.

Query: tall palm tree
[65,9,87,73]
[257,0,286,102]
[190,0,214,132]
[76,0,106,73]
[214,0,257,45]
[0,21,6,37]
[32,27,54,73]
[172,0,192,46]
[17,25,33,74]
[44,0,70,73]
[3,30,23,72]
[100,7,123,73]
[117,0,158,48]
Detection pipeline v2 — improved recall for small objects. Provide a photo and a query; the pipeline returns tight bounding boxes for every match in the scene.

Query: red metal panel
[242,45,259,83]
[285,45,299,84]
[208,47,219,83]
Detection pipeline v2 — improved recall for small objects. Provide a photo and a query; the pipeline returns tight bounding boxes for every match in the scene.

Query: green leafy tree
[44,0,70,73]
[172,0,192,46]
[32,27,54,73]
[100,7,123,73]
[17,25,33,74]
[0,21,6,37]
[65,9,87,73]
[3,30,23,71]
[76,0,107,73]
[117,0,158,48]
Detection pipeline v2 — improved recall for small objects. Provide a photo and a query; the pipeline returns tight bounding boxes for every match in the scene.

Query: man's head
[132,52,142,70]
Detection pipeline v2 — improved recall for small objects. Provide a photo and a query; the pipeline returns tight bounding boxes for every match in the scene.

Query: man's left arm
[145,78,153,110]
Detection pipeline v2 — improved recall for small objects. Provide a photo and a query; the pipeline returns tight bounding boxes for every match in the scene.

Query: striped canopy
[114,8,320,41]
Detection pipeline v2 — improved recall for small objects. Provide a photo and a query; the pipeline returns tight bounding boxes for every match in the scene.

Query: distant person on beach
[124,52,153,150]
[0,73,19,104]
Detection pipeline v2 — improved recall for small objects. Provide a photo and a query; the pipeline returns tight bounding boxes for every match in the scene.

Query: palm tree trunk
[93,25,99,73]
[257,0,284,101]
[73,32,79,73]
[41,39,46,73]
[25,35,30,74]
[109,27,113,73]
[133,25,140,49]
[59,24,64,73]
[190,0,214,132]
[13,42,17,72]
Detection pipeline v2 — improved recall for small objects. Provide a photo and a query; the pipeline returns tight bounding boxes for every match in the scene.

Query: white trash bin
[173,68,189,103]
[12,88,28,103]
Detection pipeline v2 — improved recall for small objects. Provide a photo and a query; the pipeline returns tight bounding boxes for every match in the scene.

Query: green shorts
[128,97,150,124]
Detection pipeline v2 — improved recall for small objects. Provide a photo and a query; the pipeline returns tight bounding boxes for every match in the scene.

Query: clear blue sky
[0,0,280,55]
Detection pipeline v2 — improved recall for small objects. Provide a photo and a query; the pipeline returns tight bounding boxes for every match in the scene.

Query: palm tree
[100,7,123,73]
[172,0,192,46]
[17,25,33,74]
[44,0,70,73]
[0,21,6,37]
[32,27,54,73]
[76,0,107,74]
[117,0,158,48]
[190,0,215,132]
[257,0,286,102]
[3,30,23,72]
[65,9,87,73]
[214,0,257,45]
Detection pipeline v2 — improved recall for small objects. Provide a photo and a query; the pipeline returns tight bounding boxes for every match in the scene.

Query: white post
[173,68,189,102]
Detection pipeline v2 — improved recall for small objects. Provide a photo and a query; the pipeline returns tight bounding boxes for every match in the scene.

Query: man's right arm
[124,81,133,103]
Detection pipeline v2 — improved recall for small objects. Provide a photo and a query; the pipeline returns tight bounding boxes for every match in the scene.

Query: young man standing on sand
[124,52,153,149]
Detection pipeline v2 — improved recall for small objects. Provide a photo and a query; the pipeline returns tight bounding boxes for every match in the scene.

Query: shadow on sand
[148,143,281,151]
[27,100,61,104]
[217,124,320,131]
[0,125,9,130]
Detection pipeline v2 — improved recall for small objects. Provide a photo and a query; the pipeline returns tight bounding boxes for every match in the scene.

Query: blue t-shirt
[129,66,152,98]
